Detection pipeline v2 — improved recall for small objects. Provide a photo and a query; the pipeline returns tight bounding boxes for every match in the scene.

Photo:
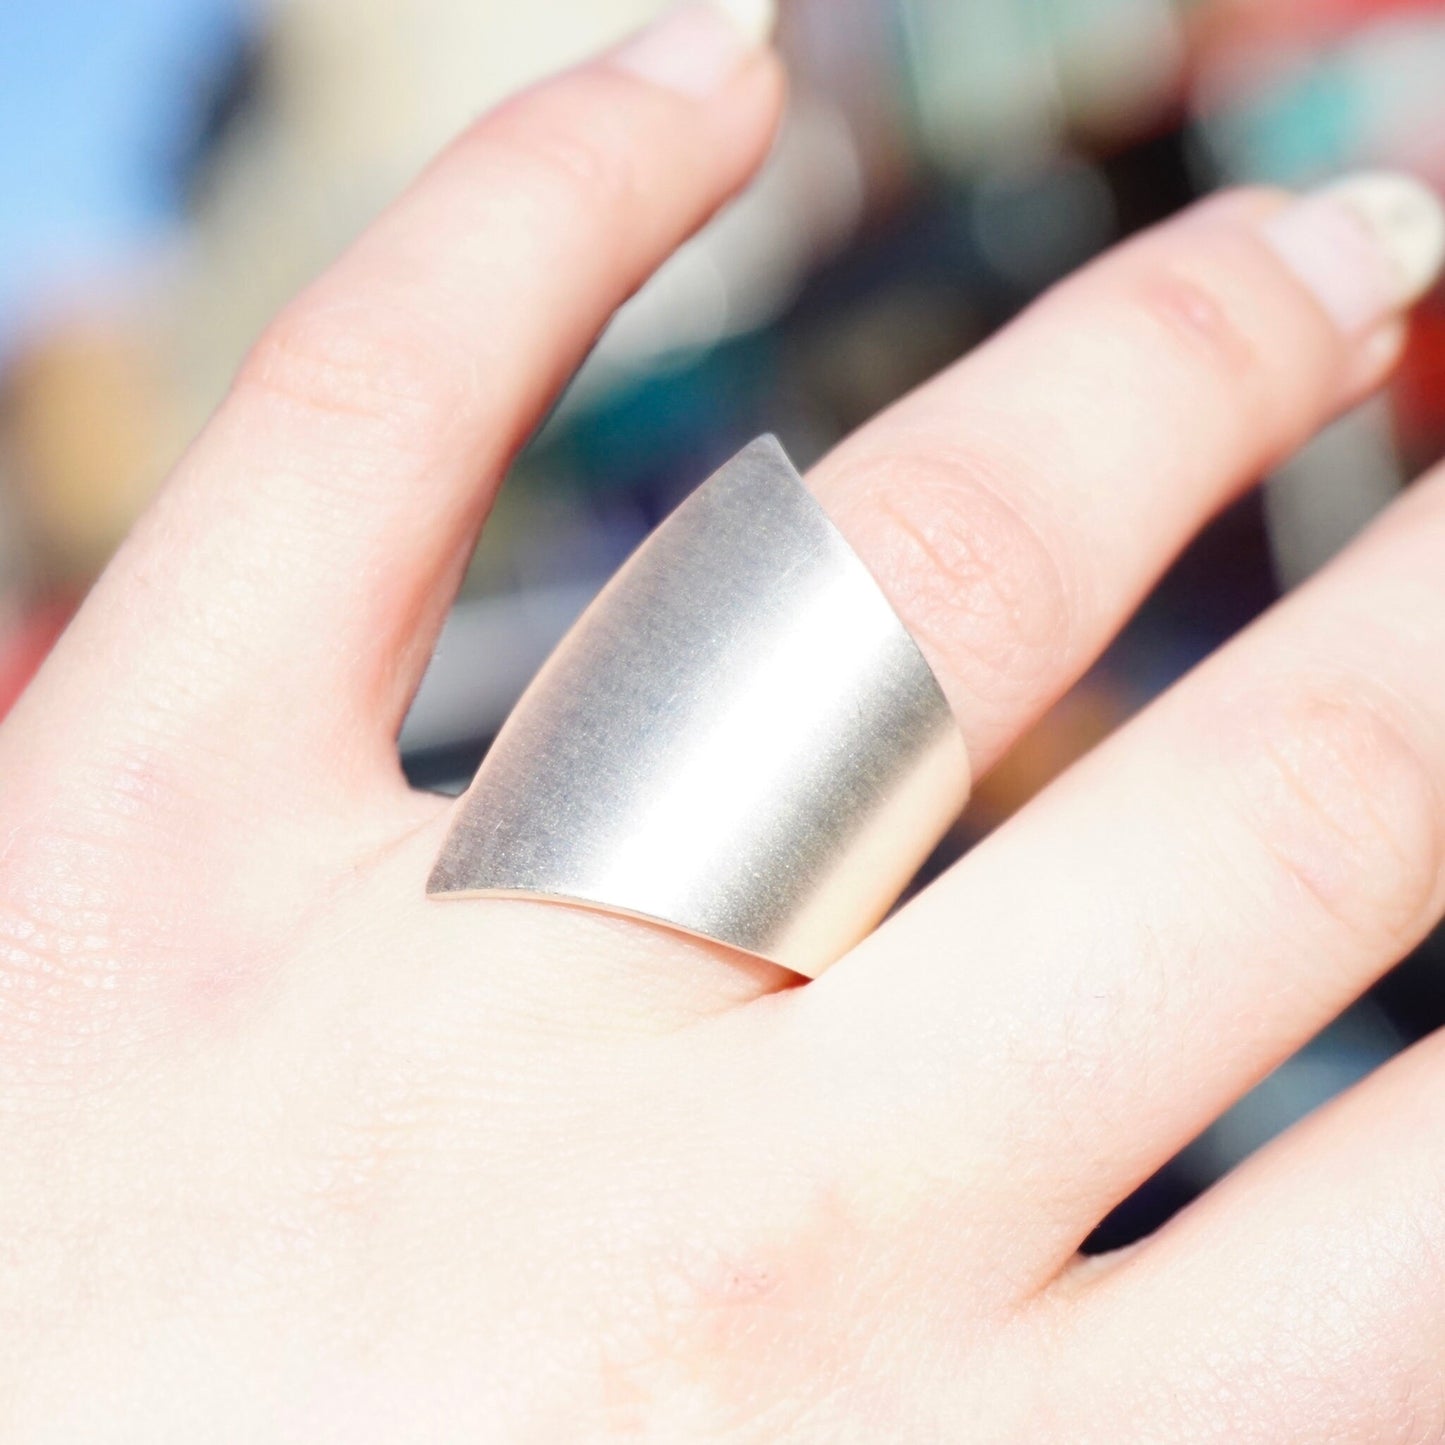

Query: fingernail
[1261,171,1445,334]
[611,0,776,98]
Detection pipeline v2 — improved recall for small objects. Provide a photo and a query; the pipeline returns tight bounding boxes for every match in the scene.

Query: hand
[5,4,1445,1439]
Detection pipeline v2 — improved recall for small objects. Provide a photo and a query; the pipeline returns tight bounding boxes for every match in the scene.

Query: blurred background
[3,0,1445,1247]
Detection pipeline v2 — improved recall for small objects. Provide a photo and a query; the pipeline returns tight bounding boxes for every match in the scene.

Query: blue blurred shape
[0,0,254,353]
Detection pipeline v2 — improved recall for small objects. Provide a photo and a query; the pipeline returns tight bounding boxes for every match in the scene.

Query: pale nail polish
[709,0,776,46]
[1261,171,1445,334]
[611,0,776,98]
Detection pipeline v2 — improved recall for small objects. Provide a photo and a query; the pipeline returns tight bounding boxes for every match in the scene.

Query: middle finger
[810,175,1433,778]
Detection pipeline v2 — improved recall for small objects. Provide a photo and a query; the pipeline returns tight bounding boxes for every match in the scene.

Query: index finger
[1,2,784,820]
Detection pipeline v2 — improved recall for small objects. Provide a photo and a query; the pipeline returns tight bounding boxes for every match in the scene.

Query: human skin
[5,2,1445,1439]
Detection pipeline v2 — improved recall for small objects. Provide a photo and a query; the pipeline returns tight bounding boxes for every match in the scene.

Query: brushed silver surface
[426,435,969,977]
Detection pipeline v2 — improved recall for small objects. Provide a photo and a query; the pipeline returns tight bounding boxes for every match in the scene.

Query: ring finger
[411,168,1441,1015]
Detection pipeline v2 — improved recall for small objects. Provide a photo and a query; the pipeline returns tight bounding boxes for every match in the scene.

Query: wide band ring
[427,436,969,978]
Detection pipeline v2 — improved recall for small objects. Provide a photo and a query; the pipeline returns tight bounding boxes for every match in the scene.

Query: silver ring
[426,435,969,977]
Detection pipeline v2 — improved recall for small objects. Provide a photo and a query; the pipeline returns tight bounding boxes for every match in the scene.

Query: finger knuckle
[839,445,1080,714]
[590,1172,860,1435]
[1123,257,1268,404]
[479,86,643,228]
[1221,674,1443,950]
[237,298,472,455]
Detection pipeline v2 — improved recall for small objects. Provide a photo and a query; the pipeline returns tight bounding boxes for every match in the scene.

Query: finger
[421,171,1441,1012]
[3,3,784,813]
[1058,1030,1445,1443]
[796,442,1445,1286]
[809,173,1441,781]
[415,172,1441,1015]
